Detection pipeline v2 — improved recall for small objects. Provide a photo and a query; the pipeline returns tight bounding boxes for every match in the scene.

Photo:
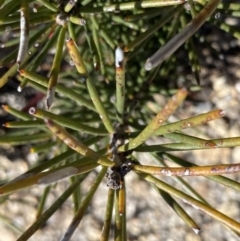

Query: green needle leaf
[145,0,222,70]
[119,88,188,151]
[47,25,67,109]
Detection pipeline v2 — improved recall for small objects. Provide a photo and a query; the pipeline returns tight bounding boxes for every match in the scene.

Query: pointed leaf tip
[193,228,201,235]
[115,47,124,67]
[65,37,72,43]
[145,59,153,71]
[46,87,56,109]
[17,86,22,92]
[2,104,8,110]
[219,109,226,117]
[18,69,25,75]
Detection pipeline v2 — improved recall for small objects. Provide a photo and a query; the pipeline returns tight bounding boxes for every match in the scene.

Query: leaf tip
[79,18,86,26]
[219,109,226,117]
[193,228,201,235]
[145,59,153,71]
[2,122,8,127]
[46,87,56,109]
[29,107,36,115]
[115,46,124,68]
[2,104,8,111]
[65,37,72,43]
[18,69,25,75]
[17,86,22,92]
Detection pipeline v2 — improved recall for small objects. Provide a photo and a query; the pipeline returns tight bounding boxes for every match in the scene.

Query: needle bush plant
[1,0,240,240]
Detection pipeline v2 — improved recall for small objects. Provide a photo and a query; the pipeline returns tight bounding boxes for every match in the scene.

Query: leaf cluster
[0,0,240,240]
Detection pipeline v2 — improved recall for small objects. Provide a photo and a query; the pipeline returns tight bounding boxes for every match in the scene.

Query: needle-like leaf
[145,0,222,70]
